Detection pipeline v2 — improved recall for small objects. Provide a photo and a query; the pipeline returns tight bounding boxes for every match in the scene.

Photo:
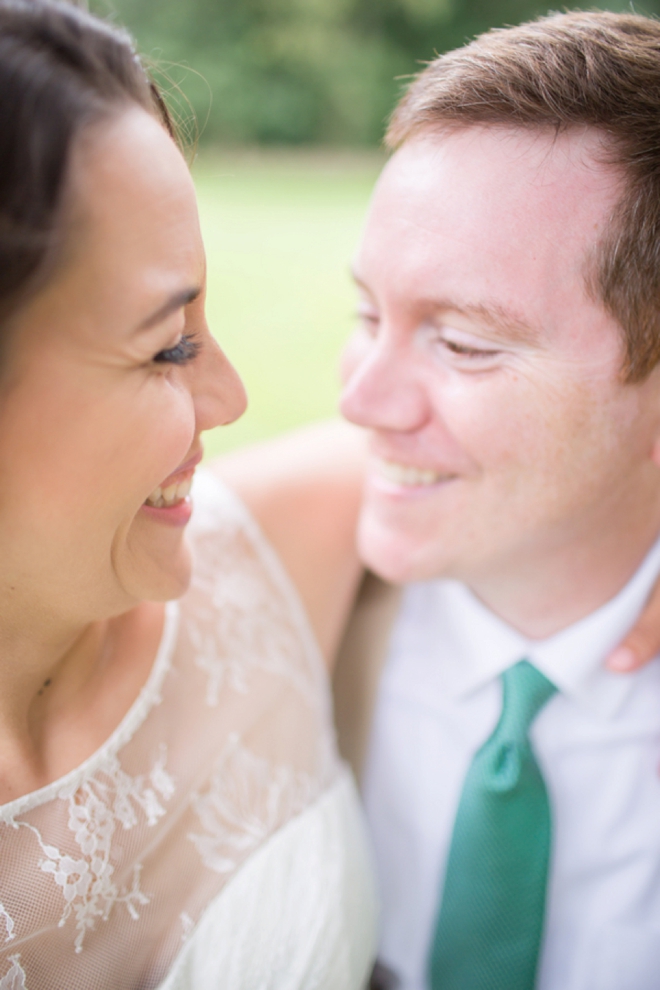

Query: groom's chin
[357,514,445,585]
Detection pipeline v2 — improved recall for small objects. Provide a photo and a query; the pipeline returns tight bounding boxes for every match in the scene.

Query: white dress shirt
[363,538,660,990]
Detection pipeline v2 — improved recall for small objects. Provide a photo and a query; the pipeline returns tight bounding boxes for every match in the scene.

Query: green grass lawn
[192,148,384,457]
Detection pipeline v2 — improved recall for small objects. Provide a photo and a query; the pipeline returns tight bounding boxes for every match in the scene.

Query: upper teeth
[375,460,450,486]
[146,476,193,508]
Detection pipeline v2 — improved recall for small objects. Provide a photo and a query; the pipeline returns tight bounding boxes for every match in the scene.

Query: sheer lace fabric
[0,472,377,989]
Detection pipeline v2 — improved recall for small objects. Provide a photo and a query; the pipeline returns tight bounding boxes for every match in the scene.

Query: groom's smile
[340,125,660,636]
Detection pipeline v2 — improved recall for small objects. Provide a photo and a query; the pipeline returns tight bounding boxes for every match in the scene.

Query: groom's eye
[442,339,500,359]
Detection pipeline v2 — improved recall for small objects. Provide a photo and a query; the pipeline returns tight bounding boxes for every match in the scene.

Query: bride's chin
[118,528,194,603]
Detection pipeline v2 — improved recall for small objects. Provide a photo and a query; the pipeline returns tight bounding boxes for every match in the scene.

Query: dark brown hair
[387,11,660,381]
[0,0,173,325]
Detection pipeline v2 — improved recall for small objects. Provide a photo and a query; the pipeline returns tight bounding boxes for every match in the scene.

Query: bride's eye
[153,334,201,365]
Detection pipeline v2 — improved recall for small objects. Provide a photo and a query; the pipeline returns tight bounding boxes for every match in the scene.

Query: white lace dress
[0,472,378,990]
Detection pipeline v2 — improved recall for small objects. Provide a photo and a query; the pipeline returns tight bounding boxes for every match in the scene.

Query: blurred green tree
[91,0,660,145]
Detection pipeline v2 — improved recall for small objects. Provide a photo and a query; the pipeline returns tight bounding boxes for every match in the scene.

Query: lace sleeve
[185,468,331,706]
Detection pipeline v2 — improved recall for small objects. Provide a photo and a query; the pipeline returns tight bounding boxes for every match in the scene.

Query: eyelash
[442,339,499,359]
[355,313,500,362]
[153,334,201,365]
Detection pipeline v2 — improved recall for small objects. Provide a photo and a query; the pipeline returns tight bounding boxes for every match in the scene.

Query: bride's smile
[143,448,203,519]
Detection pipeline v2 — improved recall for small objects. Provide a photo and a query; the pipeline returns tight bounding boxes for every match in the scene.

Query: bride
[0,2,375,987]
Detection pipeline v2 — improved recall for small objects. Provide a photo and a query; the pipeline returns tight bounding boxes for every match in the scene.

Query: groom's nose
[340,334,430,435]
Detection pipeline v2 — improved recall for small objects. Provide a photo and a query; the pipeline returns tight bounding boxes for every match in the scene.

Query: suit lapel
[332,572,402,785]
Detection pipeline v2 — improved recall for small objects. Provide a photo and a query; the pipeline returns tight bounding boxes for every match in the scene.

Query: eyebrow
[137,287,201,331]
[351,269,541,346]
[442,300,542,346]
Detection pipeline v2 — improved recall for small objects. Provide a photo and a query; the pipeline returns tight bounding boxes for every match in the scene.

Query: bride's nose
[192,330,248,432]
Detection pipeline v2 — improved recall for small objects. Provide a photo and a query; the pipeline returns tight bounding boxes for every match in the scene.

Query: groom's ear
[651,422,660,468]
[641,364,660,470]
[649,415,660,471]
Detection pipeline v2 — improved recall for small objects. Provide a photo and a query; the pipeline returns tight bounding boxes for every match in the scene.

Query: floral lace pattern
[0,473,343,990]
[0,956,26,990]
[0,906,14,945]
[186,519,321,707]
[28,747,175,952]
[188,733,321,874]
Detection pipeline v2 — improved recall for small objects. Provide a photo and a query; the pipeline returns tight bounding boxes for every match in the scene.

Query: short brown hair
[387,11,660,382]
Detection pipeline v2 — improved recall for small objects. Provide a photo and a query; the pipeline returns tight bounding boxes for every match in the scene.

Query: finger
[606,593,660,672]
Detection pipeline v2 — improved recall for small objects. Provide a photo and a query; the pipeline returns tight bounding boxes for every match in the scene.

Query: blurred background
[90,0,660,455]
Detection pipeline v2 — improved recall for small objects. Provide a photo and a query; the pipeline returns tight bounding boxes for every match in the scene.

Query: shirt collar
[428,532,660,719]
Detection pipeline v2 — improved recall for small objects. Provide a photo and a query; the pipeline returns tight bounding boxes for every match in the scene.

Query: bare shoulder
[208,420,367,668]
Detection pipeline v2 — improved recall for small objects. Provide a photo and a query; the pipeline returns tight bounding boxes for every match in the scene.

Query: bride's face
[0,107,246,622]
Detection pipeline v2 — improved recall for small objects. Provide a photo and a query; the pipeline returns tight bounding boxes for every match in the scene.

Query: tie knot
[498,659,557,741]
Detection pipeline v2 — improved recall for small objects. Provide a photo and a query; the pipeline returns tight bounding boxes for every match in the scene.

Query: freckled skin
[340,127,660,636]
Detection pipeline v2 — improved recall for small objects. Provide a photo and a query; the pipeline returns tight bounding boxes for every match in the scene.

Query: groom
[333,11,660,990]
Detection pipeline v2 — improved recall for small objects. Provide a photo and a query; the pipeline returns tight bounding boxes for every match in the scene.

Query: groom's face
[340,125,660,587]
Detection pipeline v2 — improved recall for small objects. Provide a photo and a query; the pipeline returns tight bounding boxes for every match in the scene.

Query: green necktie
[428,659,557,990]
